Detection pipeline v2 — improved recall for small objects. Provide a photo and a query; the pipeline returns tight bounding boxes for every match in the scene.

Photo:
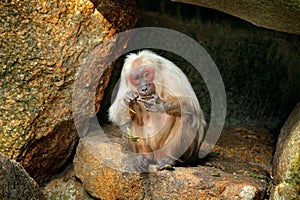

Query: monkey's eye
[142,68,155,81]
[129,74,140,86]
[144,72,150,78]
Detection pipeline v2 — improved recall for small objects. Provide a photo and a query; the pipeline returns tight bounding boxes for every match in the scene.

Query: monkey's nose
[141,85,148,92]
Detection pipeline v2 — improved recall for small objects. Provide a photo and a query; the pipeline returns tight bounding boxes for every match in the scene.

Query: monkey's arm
[109,90,140,127]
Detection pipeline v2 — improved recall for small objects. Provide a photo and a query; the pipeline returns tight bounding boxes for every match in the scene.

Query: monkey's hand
[133,155,149,172]
[138,94,168,113]
[123,90,139,105]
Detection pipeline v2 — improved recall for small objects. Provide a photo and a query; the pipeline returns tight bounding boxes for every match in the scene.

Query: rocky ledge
[69,125,273,199]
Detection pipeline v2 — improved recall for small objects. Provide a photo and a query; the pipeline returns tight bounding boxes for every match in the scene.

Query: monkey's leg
[158,114,199,170]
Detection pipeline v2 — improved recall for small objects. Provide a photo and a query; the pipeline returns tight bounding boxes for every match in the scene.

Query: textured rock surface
[73,125,271,199]
[207,128,274,176]
[172,0,300,34]
[0,0,137,183]
[42,165,94,200]
[0,153,46,200]
[272,103,300,200]
[73,0,137,135]
[91,0,137,32]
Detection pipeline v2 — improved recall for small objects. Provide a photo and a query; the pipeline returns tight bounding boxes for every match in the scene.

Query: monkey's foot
[156,157,176,171]
[133,155,149,172]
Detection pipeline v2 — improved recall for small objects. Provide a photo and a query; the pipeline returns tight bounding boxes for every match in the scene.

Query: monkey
[109,50,206,171]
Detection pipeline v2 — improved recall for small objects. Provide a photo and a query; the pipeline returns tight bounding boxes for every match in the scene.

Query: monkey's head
[128,65,156,98]
[122,50,164,98]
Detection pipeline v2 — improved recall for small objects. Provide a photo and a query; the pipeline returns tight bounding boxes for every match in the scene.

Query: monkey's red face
[128,67,155,97]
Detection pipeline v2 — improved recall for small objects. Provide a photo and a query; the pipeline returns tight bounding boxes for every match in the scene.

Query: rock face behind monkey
[109,50,206,171]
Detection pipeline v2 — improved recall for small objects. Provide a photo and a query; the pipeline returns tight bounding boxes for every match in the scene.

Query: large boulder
[272,103,300,199]
[0,0,137,183]
[0,153,45,200]
[74,125,272,199]
[172,0,300,34]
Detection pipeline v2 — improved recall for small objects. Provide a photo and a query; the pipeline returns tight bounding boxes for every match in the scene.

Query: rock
[42,165,94,200]
[171,0,300,34]
[72,0,138,135]
[206,128,274,176]
[0,153,46,200]
[0,0,137,184]
[90,0,138,32]
[74,125,269,199]
[272,103,300,199]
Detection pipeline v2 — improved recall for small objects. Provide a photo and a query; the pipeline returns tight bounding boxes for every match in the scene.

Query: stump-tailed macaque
[109,50,206,171]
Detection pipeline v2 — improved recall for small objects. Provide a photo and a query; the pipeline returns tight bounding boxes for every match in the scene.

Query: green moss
[288,153,300,186]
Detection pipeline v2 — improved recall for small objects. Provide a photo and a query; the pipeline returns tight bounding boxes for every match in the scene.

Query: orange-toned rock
[0,0,137,184]
[272,103,300,200]
[74,126,269,199]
